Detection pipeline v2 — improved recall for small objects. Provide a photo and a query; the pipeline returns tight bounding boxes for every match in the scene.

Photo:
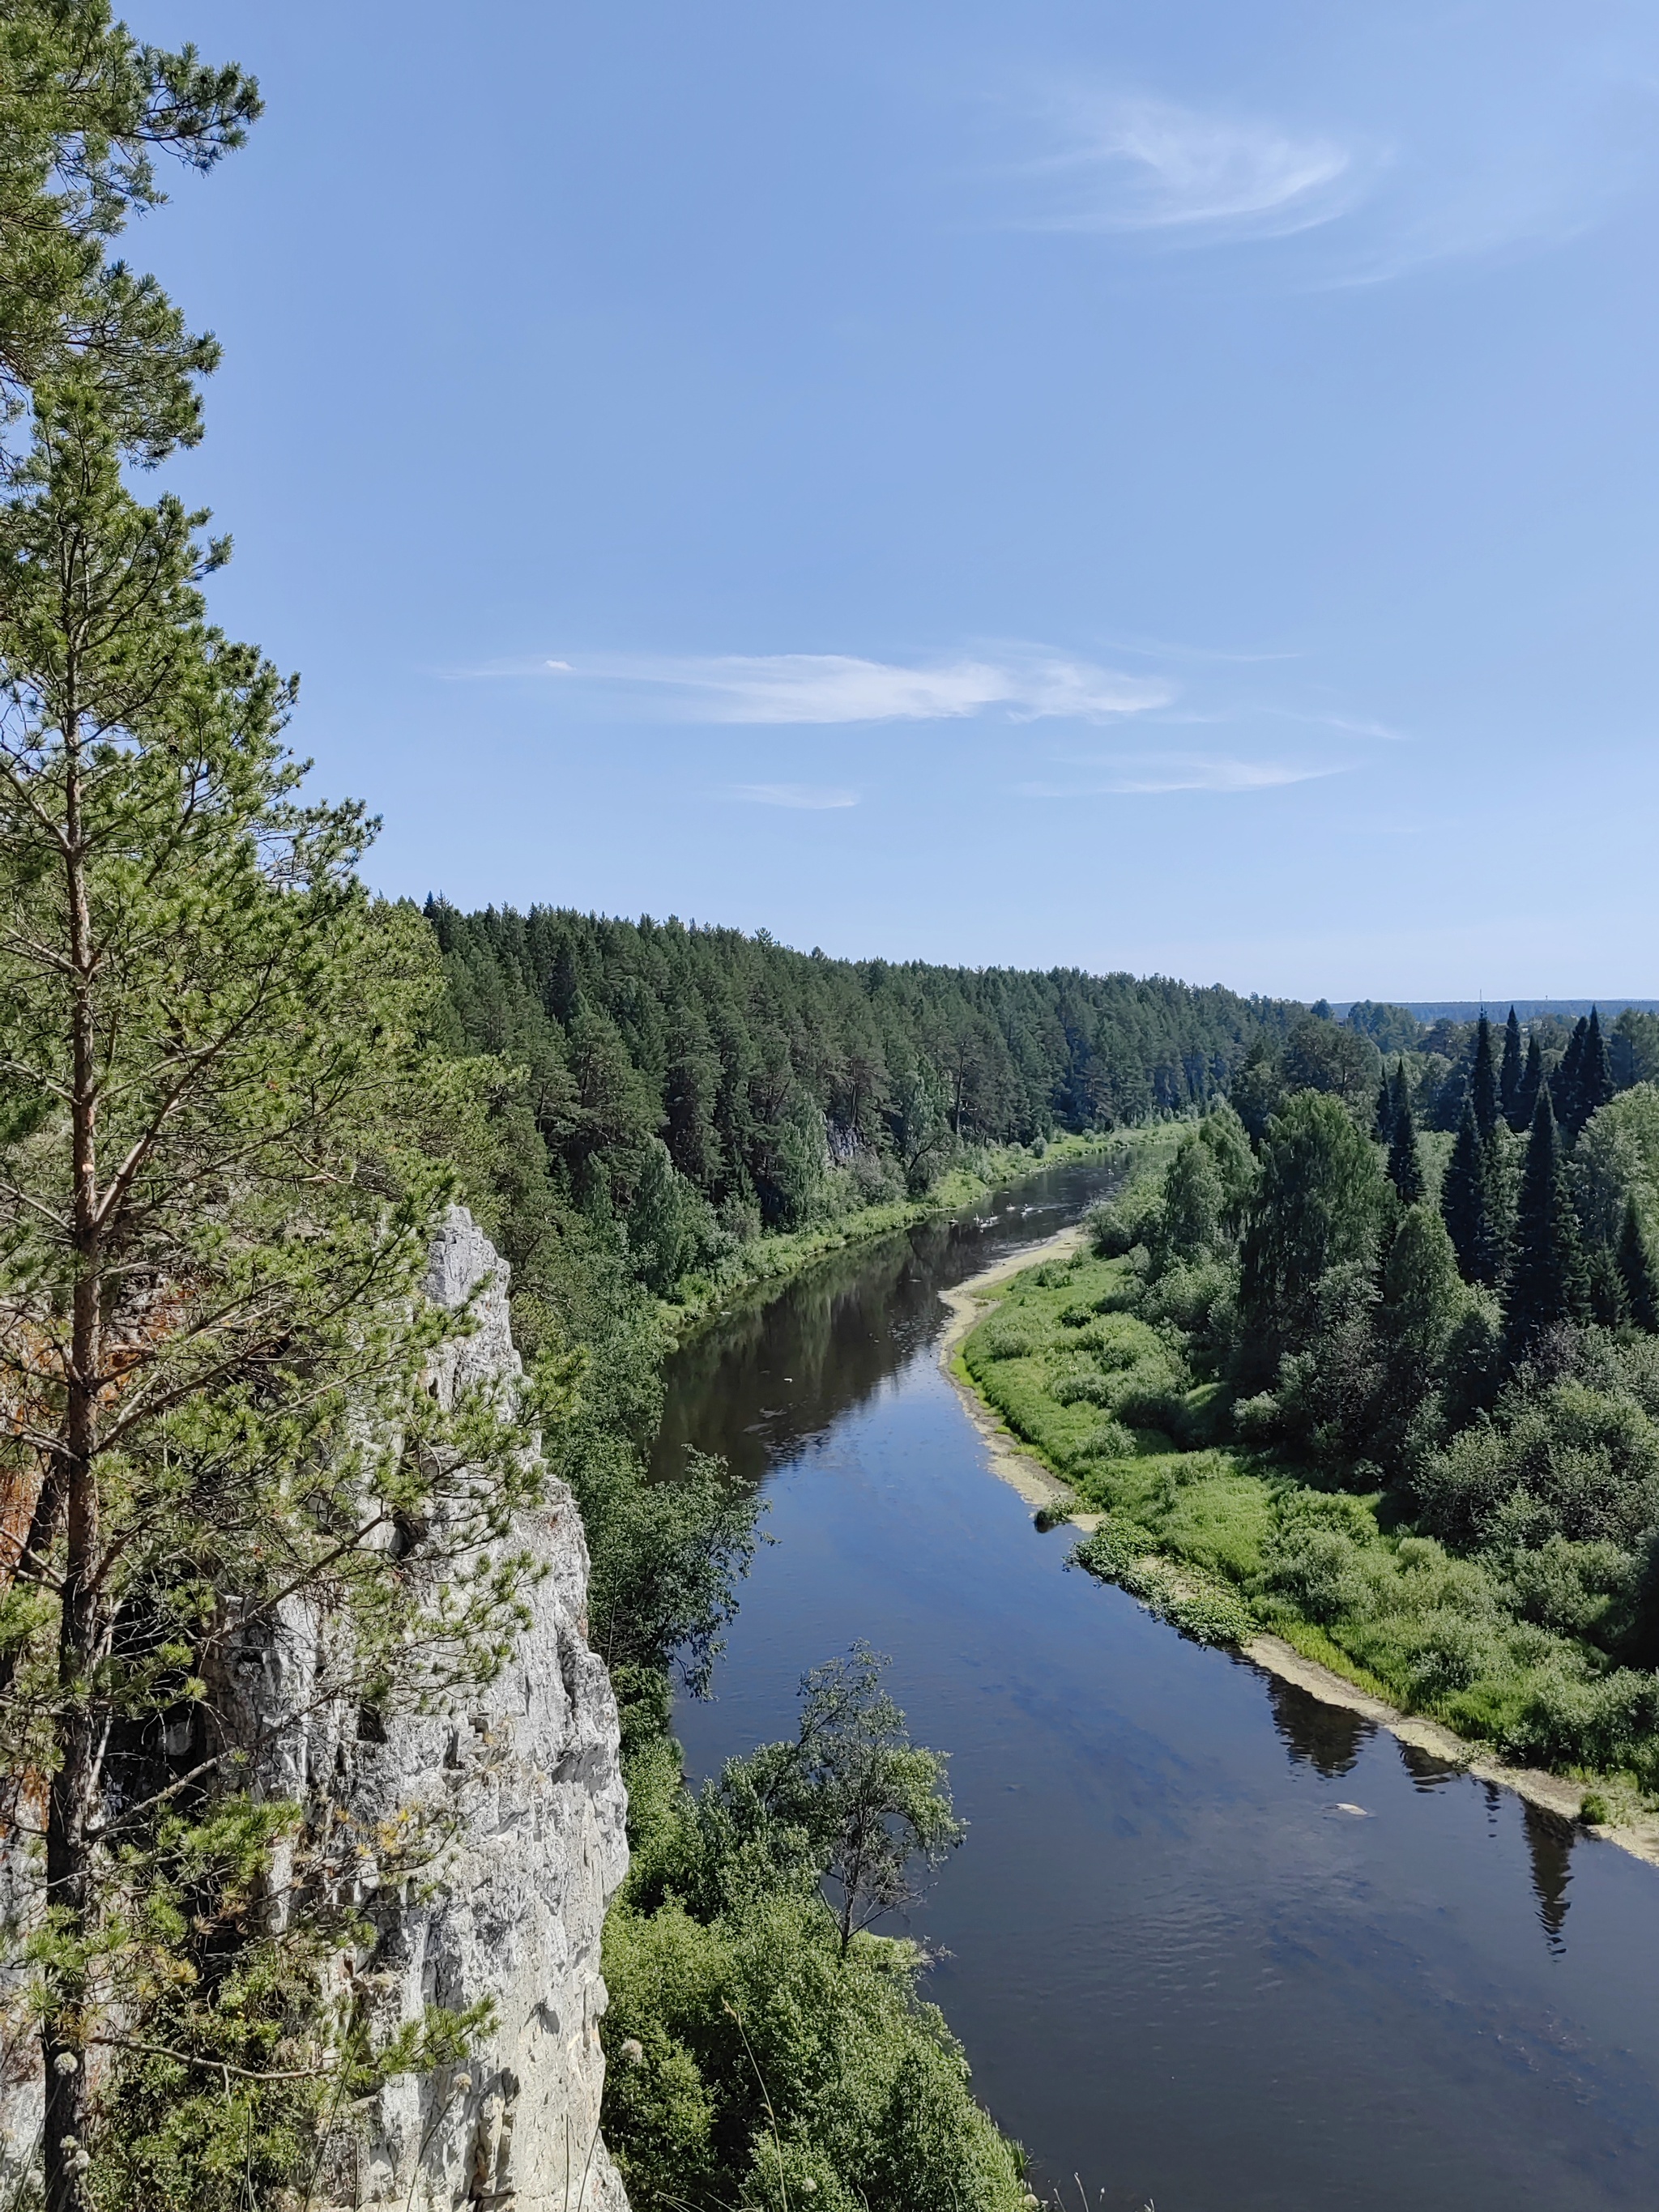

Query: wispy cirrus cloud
[1011,91,1360,241]
[731,782,859,809]
[990,28,1659,283]
[493,648,1171,725]
[1021,756,1341,797]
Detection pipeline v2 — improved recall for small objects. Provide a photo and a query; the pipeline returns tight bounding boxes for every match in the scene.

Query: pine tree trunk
[41,733,102,2212]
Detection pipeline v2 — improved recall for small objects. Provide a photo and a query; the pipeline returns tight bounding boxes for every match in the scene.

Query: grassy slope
[960,1248,1650,1796]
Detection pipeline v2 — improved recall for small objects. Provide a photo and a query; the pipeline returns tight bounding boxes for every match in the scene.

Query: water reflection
[1523,1801,1576,1955]
[1262,1670,1374,1777]
[652,1162,1124,1490]
[1398,1739,1465,1792]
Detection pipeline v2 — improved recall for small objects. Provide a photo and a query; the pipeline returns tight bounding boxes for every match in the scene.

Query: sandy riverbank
[940,1224,1659,1871]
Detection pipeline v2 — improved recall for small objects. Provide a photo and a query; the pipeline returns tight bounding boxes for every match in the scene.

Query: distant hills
[1331,1001,1659,1024]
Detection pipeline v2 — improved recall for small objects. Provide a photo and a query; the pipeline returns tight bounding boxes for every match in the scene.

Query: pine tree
[0,390,543,2212]
[1578,1008,1614,1132]
[1469,1013,1500,1141]
[1386,1076,1425,1204]
[1618,1198,1659,1333]
[1508,1088,1590,1343]
[1513,1033,1543,1132]
[1552,1016,1589,1140]
[1499,1007,1523,1123]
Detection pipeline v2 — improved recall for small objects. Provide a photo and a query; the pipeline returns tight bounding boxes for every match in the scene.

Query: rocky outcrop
[331,1209,631,2210]
[0,1210,632,2210]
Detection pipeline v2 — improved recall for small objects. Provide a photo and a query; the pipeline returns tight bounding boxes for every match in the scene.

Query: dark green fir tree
[1551,1016,1589,1140]
[1513,1033,1544,1133]
[1469,1012,1500,1141]
[1442,1099,1499,1286]
[1618,1197,1659,1334]
[1499,1007,1523,1124]
[1508,1088,1590,1342]
[1579,1008,1614,1131]
[1372,1065,1395,1143]
[1386,1076,1425,1205]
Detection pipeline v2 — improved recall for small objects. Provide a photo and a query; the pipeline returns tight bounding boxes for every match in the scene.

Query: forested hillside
[427,899,1300,1260]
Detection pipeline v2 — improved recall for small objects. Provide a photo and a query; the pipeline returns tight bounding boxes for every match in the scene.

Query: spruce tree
[1441,1099,1495,1285]
[1513,1033,1544,1132]
[1386,1075,1425,1204]
[1499,1007,1523,1123]
[1552,1016,1589,1139]
[1579,1008,1614,1131]
[1508,1088,1590,1343]
[1469,1012,1500,1141]
[1372,1065,1395,1143]
[1618,1197,1659,1333]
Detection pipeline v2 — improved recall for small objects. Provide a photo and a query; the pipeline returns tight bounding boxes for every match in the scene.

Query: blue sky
[136,0,1659,999]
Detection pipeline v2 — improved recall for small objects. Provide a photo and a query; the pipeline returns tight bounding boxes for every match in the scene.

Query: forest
[962,1002,1659,1801]
[428,897,1301,1287]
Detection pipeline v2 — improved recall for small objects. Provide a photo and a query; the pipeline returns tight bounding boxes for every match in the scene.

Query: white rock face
[0,1209,632,2212]
[338,1208,632,2211]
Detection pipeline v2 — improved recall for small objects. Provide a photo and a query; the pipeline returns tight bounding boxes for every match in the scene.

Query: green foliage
[1613,1008,1659,1091]
[568,1442,760,1697]
[603,1662,1017,2212]
[1469,1014,1501,1142]
[965,1121,1659,1792]
[1618,1198,1659,1334]
[1440,1100,1507,1289]
[0,390,554,2207]
[0,0,260,460]
[1238,1091,1391,1372]
[1509,1090,1590,1343]
[1499,1008,1525,1123]
[1385,1072,1425,1205]
[429,899,1303,1270]
[1346,1000,1423,1055]
[1513,1032,1544,1134]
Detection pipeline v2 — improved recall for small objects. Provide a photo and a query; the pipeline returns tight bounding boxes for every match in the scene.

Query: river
[653,1156,1659,2210]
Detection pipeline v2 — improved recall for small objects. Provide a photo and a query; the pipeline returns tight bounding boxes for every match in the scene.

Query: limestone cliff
[2,1210,633,2210]
[323,1208,630,2210]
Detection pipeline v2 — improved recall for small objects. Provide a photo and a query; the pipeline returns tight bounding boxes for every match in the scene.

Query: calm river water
[654,1157,1659,2210]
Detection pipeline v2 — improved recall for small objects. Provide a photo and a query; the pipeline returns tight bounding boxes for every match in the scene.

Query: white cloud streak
[535,650,1172,725]
[1016,92,1358,240]
[1020,757,1340,796]
[731,783,859,809]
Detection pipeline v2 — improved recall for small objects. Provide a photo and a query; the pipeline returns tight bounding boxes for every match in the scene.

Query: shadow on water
[661,1149,1659,2210]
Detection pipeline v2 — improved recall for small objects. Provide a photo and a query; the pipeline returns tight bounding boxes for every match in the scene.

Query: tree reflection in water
[1521,1801,1575,1956]
[1263,1672,1374,1778]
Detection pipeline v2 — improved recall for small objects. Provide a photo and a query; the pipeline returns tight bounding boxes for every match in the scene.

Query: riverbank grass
[961,1247,1659,1796]
[666,1125,1181,1339]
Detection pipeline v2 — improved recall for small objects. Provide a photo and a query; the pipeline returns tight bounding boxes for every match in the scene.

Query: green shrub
[1051,1369,1115,1408]
[979,1317,1043,1360]
[1503,1665,1659,1783]
[604,1882,1024,2212]
[1087,1180,1162,1259]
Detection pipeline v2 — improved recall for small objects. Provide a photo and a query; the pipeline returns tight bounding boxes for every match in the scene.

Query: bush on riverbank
[962,1219,1659,1791]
